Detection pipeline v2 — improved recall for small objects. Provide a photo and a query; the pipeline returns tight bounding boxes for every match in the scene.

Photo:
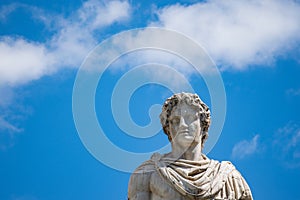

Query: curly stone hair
[159,92,211,148]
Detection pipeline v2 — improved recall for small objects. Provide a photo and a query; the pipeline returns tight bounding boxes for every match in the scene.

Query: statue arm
[128,171,152,200]
[231,169,253,200]
[128,160,156,200]
[219,162,253,200]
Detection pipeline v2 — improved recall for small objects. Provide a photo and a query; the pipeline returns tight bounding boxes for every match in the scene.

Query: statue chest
[149,171,187,200]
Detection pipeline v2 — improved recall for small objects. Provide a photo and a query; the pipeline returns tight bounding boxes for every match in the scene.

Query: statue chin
[173,134,197,147]
[176,134,195,147]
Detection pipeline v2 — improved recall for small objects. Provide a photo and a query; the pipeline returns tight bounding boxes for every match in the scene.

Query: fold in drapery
[151,153,253,200]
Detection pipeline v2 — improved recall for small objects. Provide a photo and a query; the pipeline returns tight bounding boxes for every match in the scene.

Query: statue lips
[177,129,194,140]
[178,130,189,135]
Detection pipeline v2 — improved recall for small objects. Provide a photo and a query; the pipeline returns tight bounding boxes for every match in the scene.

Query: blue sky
[1,0,300,199]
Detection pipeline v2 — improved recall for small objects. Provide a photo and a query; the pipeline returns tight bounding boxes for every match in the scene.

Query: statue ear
[200,132,208,150]
[201,132,209,144]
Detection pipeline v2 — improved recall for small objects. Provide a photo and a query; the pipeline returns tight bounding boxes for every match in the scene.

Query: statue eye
[188,115,198,123]
[171,117,180,124]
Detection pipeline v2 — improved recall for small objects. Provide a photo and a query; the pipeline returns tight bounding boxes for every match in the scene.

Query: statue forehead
[170,102,198,116]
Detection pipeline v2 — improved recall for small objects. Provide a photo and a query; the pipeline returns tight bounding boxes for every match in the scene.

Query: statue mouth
[178,130,192,137]
[178,129,189,135]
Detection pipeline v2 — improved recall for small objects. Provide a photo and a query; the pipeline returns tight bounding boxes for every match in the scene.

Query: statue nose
[179,117,188,128]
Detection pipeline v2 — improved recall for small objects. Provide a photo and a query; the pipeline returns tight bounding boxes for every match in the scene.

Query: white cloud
[232,134,259,159]
[152,0,300,69]
[79,0,130,29]
[110,49,195,76]
[50,0,131,68]
[83,27,217,91]
[107,27,217,75]
[0,0,131,86]
[0,37,55,85]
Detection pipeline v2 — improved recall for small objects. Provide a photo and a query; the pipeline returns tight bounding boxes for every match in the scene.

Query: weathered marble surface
[128,93,253,200]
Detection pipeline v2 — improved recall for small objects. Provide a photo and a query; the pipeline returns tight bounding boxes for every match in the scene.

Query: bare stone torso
[149,170,186,200]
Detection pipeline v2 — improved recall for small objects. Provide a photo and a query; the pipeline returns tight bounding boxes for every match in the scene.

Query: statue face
[169,102,201,148]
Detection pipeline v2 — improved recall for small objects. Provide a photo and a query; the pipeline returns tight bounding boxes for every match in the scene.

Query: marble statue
[128,92,253,200]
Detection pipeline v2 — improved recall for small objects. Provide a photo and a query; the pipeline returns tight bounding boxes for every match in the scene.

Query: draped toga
[133,153,253,200]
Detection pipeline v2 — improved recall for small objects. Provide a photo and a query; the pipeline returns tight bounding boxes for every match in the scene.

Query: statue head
[160,92,211,149]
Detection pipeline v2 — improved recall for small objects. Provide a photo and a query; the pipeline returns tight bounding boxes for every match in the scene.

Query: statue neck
[170,141,203,161]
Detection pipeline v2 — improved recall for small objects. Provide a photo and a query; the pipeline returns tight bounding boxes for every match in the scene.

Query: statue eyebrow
[169,115,180,119]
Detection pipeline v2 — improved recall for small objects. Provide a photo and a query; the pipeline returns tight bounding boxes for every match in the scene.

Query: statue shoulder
[219,161,253,200]
[128,154,160,199]
[219,161,247,178]
[133,153,161,174]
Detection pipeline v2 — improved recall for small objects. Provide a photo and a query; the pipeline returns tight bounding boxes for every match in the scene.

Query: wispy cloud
[10,194,38,200]
[0,86,15,107]
[273,122,300,168]
[152,0,300,69]
[231,134,260,159]
[0,0,131,86]
[286,88,300,96]
[0,116,22,150]
[0,117,22,133]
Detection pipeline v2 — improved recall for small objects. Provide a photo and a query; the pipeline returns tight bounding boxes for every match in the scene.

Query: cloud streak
[0,116,22,133]
[231,134,259,159]
[0,116,22,150]
[286,88,300,96]
[273,122,300,168]
[152,0,300,69]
